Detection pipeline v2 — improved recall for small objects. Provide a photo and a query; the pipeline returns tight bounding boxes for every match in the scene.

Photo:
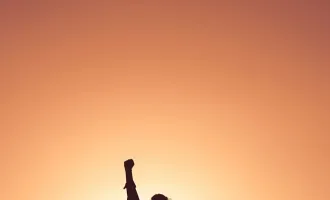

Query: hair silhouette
[151,194,168,200]
[123,159,168,200]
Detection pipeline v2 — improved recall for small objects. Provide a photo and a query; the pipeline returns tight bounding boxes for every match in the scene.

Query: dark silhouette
[151,194,168,200]
[123,159,168,200]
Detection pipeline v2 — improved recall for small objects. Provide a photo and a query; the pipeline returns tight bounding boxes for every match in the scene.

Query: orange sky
[1,1,329,200]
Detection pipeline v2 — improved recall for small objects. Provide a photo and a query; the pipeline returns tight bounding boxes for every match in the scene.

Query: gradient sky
[1,1,329,200]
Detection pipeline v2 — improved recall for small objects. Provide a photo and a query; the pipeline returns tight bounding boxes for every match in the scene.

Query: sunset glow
[1,1,329,200]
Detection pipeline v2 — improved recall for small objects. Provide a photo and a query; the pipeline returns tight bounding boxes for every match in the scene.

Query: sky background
[1,1,329,200]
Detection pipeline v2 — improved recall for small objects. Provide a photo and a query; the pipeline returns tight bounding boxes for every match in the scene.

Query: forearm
[125,169,135,185]
[124,169,139,200]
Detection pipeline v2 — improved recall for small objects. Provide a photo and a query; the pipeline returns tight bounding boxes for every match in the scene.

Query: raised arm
[123,159,140,200]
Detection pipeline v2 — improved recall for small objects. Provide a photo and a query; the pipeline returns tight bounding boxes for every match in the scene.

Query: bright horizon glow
[1,1,329,200]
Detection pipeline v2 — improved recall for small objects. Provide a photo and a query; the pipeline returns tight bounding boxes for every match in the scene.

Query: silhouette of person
[123,159,168,200]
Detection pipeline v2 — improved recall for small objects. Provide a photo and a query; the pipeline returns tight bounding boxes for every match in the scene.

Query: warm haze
[1,1,329,200]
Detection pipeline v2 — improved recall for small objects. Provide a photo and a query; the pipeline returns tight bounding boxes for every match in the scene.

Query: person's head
[151,194,168,200]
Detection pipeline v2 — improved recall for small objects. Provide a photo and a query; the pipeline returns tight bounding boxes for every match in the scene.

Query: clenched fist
[124,159,134,170]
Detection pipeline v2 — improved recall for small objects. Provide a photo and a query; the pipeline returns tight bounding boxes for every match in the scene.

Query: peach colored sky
[1,1,329,200]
